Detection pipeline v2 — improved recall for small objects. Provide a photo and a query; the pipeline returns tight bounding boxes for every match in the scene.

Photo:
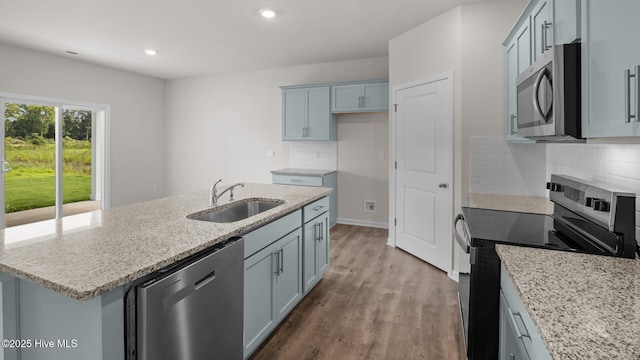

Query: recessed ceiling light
[144,49,158,56]
[260,9,276,18]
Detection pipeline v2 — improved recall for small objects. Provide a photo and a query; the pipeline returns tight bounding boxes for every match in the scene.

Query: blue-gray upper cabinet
[505,18,533,142]
[331,81,389,113]
[503,0,579,142]
[282,86,336,141]
[531,0,553,62]
[581,0,640,137]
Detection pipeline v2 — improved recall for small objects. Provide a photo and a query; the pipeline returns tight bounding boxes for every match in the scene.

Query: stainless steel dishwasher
[126,237,243,360]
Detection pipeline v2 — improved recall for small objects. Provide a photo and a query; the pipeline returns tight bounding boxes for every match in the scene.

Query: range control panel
[547,174,635,231]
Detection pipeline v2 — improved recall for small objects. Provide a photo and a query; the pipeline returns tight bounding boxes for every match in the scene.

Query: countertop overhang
[0,183,331,300]
[497,244,640,359]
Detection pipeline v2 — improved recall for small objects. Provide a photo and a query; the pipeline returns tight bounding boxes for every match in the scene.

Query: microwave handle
[533,68,549,122]
[510,114,517,135]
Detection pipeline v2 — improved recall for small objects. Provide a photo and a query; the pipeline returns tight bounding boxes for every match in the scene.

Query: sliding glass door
[0,96,108,228]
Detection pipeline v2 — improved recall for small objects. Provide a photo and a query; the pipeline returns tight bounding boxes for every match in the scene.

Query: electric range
[454,174,637,360]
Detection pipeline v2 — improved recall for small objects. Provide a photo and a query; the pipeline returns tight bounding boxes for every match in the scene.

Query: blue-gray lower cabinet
[302,209,329,294]
[272,173,337,227]
[243,225,302,359]
[500,264,551,360]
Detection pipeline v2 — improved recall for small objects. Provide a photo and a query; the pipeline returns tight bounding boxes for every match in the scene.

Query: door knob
[438,183,448,188]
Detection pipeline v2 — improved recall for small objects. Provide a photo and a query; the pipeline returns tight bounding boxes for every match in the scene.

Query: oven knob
[593,200,610,212]
[585,197,595,207]
[551,183,564,192]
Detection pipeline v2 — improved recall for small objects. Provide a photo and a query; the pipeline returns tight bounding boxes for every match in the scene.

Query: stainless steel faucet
[210,179,244,206]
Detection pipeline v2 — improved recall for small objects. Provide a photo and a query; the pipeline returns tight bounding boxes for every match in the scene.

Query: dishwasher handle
[453,214,471,254]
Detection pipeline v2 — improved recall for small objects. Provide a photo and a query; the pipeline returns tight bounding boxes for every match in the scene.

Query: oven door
[453,214,473,357]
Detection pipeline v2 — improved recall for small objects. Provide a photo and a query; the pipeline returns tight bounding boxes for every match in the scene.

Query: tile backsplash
[287,141,337,170]
[470,136,640,242]
[470,137,547,196]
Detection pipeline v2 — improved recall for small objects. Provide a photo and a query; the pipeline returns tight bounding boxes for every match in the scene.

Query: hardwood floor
[250,224,465,360]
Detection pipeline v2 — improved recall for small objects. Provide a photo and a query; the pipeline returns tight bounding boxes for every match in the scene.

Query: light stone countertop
[497,244,640,360]
[0,183,331,300]
[271,168,337,176]
[468,192,554,214]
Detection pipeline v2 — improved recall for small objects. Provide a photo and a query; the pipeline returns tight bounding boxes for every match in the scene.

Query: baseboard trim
[337,218,389,229]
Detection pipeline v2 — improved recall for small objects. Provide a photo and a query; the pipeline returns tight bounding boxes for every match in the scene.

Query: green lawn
[5,167,91,213]
[4,138,92,213]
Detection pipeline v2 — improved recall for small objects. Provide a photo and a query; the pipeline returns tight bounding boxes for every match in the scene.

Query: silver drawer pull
[508,308,530,339]
[312,205,324,211]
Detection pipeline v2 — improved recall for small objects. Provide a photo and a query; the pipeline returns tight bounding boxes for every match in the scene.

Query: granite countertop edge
[468,192,554,214]
[271,168,337,176]
[0,183,332,300]
[496,244,640,359]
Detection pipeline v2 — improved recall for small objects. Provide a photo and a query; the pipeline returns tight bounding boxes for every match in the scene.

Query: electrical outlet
[364,200,376,213]
[266,150,275,158]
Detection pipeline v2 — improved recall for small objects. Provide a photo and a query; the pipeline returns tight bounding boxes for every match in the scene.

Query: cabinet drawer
[243,210,302,259]
[272,174,323,187]
[303,197,329,224]
[500,265,552,360]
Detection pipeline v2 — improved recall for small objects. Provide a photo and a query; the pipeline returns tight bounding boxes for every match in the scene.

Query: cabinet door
[361,82,389,111]
[499,291,530,360]
[275,229,303,320]
[317,213,330,277]
[306,87,333,140]
[282,89,307,140]
[553,0,580,44]
[302,221,319,293]
[331,84,362,112]
[505,22,534,142]
[532,0,553,62]
[244,244,277,358]
[582,0,640,137]
[516,19,532,74]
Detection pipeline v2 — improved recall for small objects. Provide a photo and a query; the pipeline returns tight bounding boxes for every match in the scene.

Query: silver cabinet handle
[625,68,637,123]
[312,205,324,211]
[541,21,552,53]
[279,248,284,274]
[508,308,530,339]
[319,222,324,241]
[273,251,280,275]
[510,114,518,135]
[438,183,448,188]
[314,223,321,241]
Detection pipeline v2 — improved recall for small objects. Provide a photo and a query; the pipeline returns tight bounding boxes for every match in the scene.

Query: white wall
[164,57,389,199]
[389,0,526,273]
[337,113,389,227]
[0,43,166,207]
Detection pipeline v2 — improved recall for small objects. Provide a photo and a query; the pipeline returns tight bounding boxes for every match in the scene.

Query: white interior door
[394,75,453,273]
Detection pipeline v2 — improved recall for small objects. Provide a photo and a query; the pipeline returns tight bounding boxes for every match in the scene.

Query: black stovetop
[461,207,614,255]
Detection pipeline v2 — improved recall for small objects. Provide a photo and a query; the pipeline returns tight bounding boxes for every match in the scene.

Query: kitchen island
[497,244,640,359]
[0,183,331,360]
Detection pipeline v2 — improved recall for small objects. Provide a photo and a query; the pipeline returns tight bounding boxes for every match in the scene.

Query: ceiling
[0,0,494,80]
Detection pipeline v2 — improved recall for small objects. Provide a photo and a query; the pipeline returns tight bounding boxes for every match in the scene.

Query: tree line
[4,103,92,141]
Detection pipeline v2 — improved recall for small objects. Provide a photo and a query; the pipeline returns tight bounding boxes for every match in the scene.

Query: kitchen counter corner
[496,244,640,359]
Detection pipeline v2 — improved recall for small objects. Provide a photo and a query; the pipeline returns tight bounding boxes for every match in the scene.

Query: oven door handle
[453,214,470,254]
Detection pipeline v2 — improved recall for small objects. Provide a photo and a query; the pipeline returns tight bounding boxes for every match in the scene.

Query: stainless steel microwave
[516,43,582,142]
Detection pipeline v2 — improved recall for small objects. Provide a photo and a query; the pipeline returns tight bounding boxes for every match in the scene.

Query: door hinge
[394,218,397,226]
[394,161,397,170]
[394,104,398,112]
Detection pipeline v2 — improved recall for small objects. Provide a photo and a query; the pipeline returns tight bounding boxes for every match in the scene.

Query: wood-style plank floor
[250,224,465,360]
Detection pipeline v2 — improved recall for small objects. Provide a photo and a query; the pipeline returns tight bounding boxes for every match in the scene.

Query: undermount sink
[188,198,284,223]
